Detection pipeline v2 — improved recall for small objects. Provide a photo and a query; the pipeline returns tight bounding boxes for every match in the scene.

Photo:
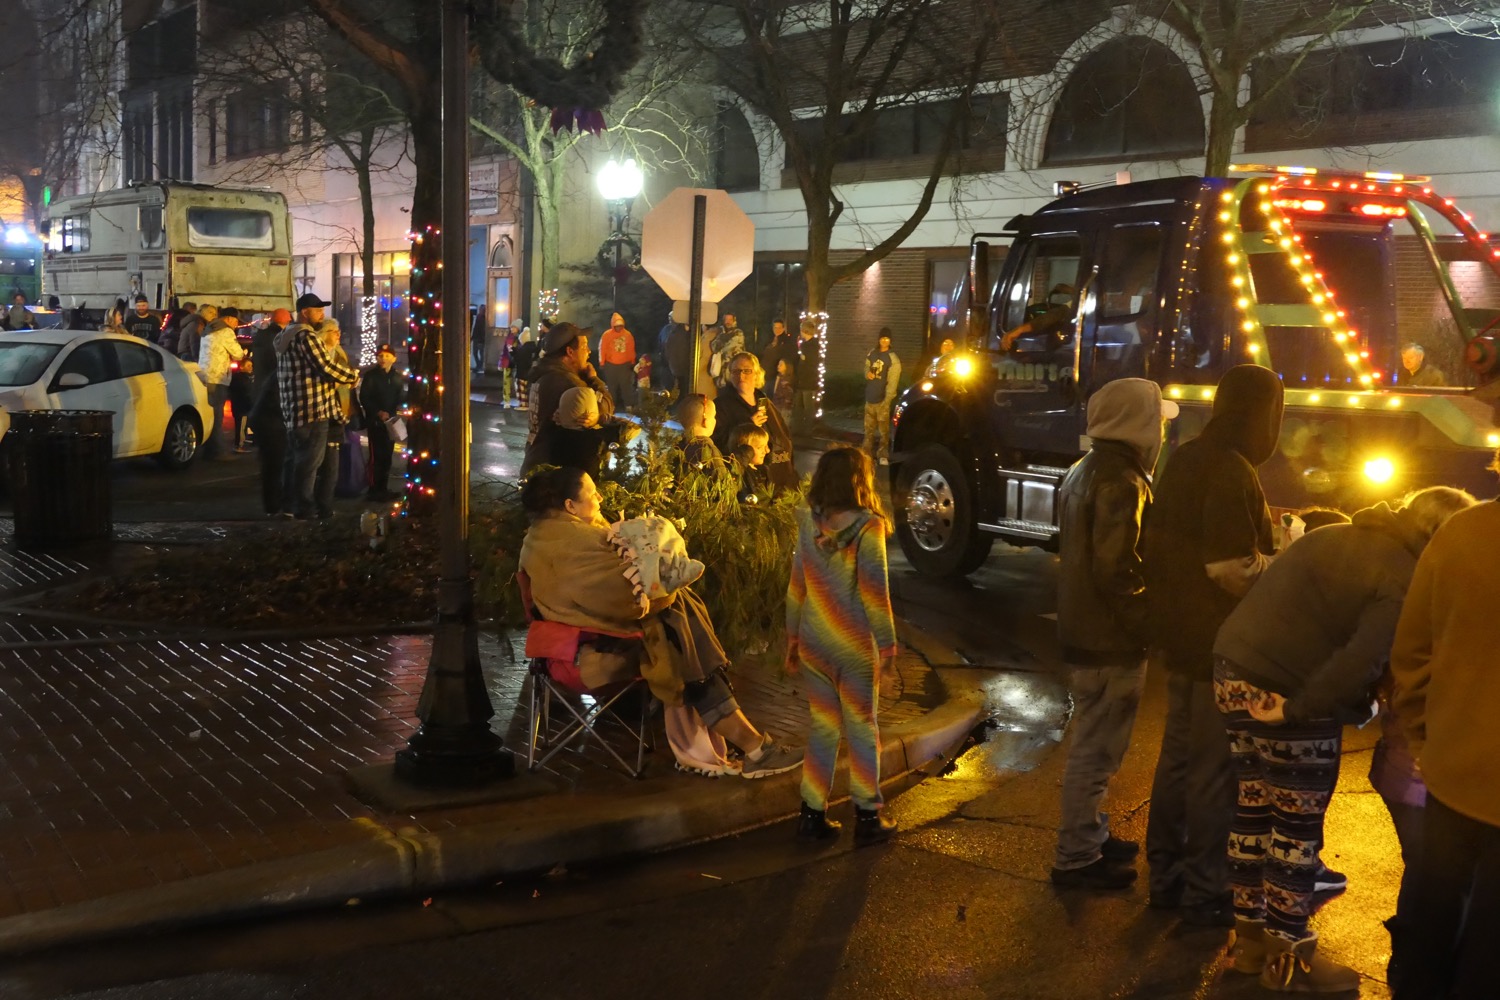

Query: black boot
[854,807,896,845]
[796,803,841,842]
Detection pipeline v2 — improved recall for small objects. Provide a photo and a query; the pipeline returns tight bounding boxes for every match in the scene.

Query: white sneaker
[879,457,890,466]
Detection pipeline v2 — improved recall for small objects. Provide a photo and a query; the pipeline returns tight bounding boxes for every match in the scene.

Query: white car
[0,330,214,469]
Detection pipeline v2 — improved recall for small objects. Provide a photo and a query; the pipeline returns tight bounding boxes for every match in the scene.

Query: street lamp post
[596,158,643,309]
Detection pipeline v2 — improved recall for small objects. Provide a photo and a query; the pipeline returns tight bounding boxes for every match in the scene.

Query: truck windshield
[186,207,274,250]
[0,343,62,386]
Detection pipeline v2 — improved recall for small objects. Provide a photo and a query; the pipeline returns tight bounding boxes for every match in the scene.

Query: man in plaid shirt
[277,292,359,518]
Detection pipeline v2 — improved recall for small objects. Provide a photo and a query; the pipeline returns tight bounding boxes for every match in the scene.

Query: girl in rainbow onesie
[785,446,899,845]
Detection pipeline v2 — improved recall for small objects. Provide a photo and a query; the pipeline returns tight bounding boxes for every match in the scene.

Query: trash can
[5,410,113,550]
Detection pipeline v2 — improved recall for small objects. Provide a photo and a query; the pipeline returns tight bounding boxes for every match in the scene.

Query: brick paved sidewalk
[0,614,942,922]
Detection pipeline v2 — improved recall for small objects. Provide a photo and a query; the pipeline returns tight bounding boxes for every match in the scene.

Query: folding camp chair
[517,571,655,778]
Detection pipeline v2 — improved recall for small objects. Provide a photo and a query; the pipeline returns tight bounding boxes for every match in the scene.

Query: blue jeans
[288,422,330,517]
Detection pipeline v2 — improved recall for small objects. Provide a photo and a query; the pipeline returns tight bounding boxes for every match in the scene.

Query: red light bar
[1358,203,1407,218]
[1275,198,1328,213]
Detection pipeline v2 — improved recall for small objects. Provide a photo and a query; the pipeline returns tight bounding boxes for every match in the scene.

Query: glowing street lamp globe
[597,158,644,202]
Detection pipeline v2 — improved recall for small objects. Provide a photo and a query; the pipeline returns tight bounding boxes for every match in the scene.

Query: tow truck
[891,165,1500,577]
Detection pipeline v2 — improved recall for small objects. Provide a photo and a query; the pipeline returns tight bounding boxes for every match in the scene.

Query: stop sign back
[640,188,755,303]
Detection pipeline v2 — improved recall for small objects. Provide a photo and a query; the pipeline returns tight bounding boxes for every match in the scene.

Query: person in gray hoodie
[1211,486,1475,993]
[1051,378,1178,890]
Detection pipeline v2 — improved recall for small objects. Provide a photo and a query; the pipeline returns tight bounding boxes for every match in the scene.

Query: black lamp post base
[394,726,513,787]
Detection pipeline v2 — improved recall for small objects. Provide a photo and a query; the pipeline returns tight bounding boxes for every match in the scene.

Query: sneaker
[674,758,741,778]
[1050,857,1137,890]
[740,738,803,779]
[1313,862,1347,894]
[878,456,890,466]
[1101,835,1140,862]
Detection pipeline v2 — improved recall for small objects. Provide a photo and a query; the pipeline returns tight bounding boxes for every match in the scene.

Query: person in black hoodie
[248,308,291,515]
[1051,378,1179,891]
[1211,487,1475,993]
[359,343,405,500]
[1142,364,1283,928]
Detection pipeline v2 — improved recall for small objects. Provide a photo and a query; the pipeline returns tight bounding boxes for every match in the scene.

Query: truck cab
[890,167,1500,577]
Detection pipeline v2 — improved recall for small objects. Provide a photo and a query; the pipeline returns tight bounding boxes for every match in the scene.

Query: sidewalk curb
[0,651,985,957]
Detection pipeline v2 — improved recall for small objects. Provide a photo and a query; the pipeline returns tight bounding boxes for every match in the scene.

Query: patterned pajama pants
[800,655,882,812]
[1214,662,1342,943]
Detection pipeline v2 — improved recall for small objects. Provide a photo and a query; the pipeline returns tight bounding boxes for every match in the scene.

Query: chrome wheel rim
[905,468,955,552]
[166,418,197,464]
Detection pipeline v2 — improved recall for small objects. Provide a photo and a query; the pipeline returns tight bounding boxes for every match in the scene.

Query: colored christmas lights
[800,309,829,419]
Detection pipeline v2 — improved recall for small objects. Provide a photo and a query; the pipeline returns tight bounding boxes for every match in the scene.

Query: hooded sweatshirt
[1143,365,1283,678]
[1391,500,1500,827]
[1056,378,1175,663]
[785,506,897,674]
[1215,503,1431,724]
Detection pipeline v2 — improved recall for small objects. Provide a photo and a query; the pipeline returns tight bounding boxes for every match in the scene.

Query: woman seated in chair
[518,466,804,780]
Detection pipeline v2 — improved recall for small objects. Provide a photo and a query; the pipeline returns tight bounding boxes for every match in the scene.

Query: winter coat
[1215,502,1431,724]
[176,311,209,361]
[1391,500,1500,827]
[511,340,540,381]
[712,387,796,490]
[248,324,284,427]
[359,364,404,423]
[1142,365,1282,678]
[198,321,246,386]
[521,354,614,474]
[1056,378,1171,665]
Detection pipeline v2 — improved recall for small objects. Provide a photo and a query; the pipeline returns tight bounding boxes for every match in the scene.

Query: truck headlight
[1363,456,1396,485]
[952,356,974,378]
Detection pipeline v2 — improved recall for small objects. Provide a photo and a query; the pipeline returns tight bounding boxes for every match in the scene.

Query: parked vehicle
[0,226,44,306]
[891,166,1500,576]
[43,182,294,325]
[0,330,213,469]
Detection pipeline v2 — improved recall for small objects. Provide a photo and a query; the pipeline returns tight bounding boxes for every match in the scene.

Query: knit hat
[555,386,600,430]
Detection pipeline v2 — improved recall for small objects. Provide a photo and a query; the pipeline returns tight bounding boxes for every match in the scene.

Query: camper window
[140,207,164,249]
[187,207,274,250]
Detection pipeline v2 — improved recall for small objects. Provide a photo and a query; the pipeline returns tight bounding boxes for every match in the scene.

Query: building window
[785,93,1007,168]
[157,85,193,180]
[225,85,289,159]
[1248,31,1500,149]
[713,102,760,192]
[123,95,155,184]
[1043,38,1203,166]
[207,97,218,164]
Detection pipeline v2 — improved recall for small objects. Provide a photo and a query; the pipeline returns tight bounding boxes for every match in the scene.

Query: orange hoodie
[600,326,636,366]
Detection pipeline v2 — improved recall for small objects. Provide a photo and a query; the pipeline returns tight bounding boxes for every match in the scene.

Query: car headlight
[1362,456,1396,485]
[952,356,974,378]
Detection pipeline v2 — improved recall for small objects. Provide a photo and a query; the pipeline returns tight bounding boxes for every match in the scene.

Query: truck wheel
[894,444,993,577]
[157,410,200,470]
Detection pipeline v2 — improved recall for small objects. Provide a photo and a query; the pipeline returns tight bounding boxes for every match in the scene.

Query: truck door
[1085,222,1166,391]
[988,232,1090,458]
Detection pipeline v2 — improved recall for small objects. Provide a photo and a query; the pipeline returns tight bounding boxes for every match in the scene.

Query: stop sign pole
[688,194,706,393]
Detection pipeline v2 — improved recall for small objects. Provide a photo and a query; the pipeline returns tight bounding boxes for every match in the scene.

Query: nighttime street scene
[5,0,1500,997]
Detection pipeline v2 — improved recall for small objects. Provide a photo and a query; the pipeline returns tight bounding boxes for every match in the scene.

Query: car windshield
[0,342,61,386]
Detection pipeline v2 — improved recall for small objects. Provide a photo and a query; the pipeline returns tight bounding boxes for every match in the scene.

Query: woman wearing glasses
[713,352,798,492]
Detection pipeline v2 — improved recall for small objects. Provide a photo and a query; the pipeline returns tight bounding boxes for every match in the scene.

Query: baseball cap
[377,342,397,356]
[295,292,332,310]
[133,294,148,304]
[543,321,592,356]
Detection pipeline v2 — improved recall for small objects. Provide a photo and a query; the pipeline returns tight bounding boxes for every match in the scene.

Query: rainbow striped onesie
[786,505,897,812]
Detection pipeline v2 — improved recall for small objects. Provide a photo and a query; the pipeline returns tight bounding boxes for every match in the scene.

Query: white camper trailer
[44,183,294,324]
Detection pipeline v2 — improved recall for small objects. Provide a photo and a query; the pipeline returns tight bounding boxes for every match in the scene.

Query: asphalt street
[0,401,1402,998]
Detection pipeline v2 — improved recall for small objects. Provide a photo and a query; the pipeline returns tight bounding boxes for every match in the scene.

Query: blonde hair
[727,422,769,451]
[807,446,890,535]
[197,304,218,323]
[1399,486,1477,537]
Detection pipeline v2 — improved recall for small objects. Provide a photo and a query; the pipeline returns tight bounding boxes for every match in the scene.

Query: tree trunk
[403,106,444,517]
[535,151,565,296]
[358,128,377,300]
[1203,89,1242,178]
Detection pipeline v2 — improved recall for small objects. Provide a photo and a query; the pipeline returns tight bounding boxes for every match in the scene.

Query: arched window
[489,234,513,269]
[713,102,760,192]
[1043,38,1204,165]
